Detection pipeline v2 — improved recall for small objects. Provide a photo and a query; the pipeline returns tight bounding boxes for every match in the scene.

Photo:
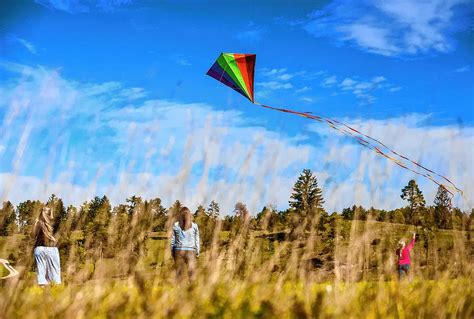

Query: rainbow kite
[207,53,462,196]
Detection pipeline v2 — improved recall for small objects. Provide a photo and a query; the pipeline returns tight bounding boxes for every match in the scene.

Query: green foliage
[0,201,17,235]
[194,204,219,249]
[256,205,281,232]
[391,209,406,224]
[434,185,452,229]
[0,187,473,318]
[207,200,220,219]
[83,196,112,261]
[17,200,43,233]
[289,169,324,217]
[147,198,167,232]
[47,194,67,232]
[400,180,426,225]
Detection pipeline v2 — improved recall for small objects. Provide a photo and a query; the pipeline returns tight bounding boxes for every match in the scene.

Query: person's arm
[407,233,416,250]
[31,219,40,245]
[170,226,176,256]
[194,224,200,257]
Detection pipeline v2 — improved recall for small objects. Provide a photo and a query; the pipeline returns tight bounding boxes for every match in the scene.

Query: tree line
[0,169,472,267]
[1,169,472,237]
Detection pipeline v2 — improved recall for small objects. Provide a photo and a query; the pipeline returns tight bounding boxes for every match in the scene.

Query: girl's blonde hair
[178,207,193,231]
[398,239,405,257]
[35,206,56,243]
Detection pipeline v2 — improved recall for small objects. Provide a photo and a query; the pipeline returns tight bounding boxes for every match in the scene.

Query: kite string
[254,102,461,196]
[330,118,462,193]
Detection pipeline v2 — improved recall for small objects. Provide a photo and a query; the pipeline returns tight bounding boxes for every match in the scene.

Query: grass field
[1,220,473,318]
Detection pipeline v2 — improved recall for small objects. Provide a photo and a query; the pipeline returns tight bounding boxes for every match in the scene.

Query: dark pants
[173,250,197,282]
[398,264,410,279]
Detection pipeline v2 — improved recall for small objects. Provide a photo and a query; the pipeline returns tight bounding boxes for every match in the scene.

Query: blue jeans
[34,246,61,285]
[398,264,410,279]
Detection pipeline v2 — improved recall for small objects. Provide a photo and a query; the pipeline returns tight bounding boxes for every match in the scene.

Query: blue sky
[0,0,473,213]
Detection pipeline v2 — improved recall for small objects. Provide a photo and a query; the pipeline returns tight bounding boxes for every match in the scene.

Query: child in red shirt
[397,232,416,279]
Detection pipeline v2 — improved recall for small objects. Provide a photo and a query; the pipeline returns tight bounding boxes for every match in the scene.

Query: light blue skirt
[34,246,61,285]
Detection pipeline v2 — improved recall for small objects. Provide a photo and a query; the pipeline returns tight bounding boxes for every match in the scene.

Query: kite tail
[253,102,462,196]
[330,118,463,195]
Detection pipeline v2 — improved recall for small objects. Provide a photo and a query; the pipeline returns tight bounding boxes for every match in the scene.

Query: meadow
[1,214,473,318]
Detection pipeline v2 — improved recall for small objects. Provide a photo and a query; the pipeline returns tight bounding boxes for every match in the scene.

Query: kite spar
[206,53,462,196]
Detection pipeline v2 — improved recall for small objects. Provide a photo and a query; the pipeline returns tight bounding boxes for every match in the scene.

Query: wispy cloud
[172,54,192,67]
[302,0,472,57]
[261,68,305,81]
[322,75,337,87]
[389,86,402,93]
[296,86,311,93]
[235,22,266,43]
[7,34,37,54]
[35,0,133,14]
[455,65,470,73]
[308,114,474,211]
[319,72,400,103]
[2,63,471,213]
[300,97,314,103]
[257,81,293,90]
[257,68,305,92]
[0,62,312,213]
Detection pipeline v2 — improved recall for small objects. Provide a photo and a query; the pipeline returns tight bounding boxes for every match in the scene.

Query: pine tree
[257,205,279,231]
[0,201,17,235]
[47,194,67,232]
[233,202,249,221]
[400,179,425,225]
[147,198,167,231]
[84,196,112,259]
[434,185,452,229]
[289,169,324,216]
[17,200,42,233]
[207,200,220,219]
[126,196,144,216]
[195,205,207,217]
[168,200,182,221]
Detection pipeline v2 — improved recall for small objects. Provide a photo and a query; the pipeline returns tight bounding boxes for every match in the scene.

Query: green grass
[1,277,472,318]
[1,220,473,318]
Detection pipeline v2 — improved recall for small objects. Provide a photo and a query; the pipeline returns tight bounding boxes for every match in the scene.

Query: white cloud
[256,81,293,90]
[338,23,400,56]
[257,68,306,93]
[455,65,470,73]
[340,78,357,89]
[261,68,305,82]
[35,0,133,14]
[303,0,471,56]
[7,35,38,54]
[0,63,312,214]
[235,22,266,43]
[309,114,474,211]
[323,76,337,87]
[1,63,472,214]
[327,75,398,103]
[296,86,311,93]
[172,54,192,67]
[35,0,90,13]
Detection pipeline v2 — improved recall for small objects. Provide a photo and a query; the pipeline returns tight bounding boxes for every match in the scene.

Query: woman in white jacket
[33,206,61,285]
[171,207,200,282]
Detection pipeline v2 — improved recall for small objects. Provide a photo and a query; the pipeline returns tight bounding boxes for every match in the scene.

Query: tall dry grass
[0,209,472,318]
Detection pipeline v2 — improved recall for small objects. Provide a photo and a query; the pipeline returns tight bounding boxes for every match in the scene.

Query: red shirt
[398,239,415,265]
